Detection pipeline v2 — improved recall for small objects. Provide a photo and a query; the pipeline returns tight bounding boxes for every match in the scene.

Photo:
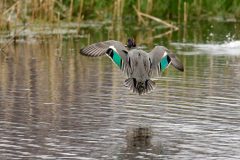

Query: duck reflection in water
[126,127,153,148]
[118,127,165,159]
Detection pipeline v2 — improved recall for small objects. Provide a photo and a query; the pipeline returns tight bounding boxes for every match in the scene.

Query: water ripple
[0,40,240,159]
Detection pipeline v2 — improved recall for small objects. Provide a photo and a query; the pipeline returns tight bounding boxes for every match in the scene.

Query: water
[0,21,240,159]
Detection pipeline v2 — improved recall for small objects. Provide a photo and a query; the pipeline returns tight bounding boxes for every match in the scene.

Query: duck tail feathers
[124,78,155,95]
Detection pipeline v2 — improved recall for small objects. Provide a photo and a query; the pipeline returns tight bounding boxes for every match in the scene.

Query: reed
[0,0,239,31]
[184,1,187,26]
[68,0,73,21]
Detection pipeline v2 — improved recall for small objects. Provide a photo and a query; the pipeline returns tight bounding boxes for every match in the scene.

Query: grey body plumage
[80,39,184,95]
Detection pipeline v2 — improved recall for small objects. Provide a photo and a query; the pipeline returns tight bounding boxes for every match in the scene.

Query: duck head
[127,38,136,48]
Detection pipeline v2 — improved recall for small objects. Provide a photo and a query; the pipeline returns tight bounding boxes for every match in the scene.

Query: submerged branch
[153,29,174,39]
[134,6,178,30]
[0,24,29,56]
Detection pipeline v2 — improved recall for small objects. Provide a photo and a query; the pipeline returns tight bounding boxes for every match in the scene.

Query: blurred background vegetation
[1,0,240,31]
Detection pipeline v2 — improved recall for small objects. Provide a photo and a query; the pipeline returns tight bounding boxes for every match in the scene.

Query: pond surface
[0,21,240,159]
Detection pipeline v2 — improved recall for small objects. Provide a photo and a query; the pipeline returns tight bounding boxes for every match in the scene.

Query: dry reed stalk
[153,29,174,39]
[55,0,67,19]
[184,2,187,25]
[136,0,142,24]
[178,0,181,25]
[77,0,84,33]
[2,1,19,15]
[0,1,6,29]
[113,0,124,22]
[134,6,178,30]
[31,0,37,21]
[113,0,117,21]
[137,0,140,13]
[69,0,74,21]
[146,0,153,14]
[120,0,125,20]
[78,0,84,22]
[31,0,50,21]
[39,0,44,20]
[117,0,121,21]
[43,0,55,22]
[183,2,188,43]
[133,6,147,25]
[42,1,48,21]
[198,0,202,18]
[50,0,55,22]
[1,1,19,30]
[22,0,28,24]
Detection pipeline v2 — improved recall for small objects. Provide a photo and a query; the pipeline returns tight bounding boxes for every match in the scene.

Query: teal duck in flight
[80,38,184,95]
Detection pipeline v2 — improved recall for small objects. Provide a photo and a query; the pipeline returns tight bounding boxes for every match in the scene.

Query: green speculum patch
[160,55,170,72]
[112,50,122,68]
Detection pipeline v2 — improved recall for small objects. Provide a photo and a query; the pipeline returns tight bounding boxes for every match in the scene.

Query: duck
[80,38,184,95]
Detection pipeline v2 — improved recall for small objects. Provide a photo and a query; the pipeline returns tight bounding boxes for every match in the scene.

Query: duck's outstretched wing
[149,46,184,77]
[80,40,131,75]
[80,40,125,56]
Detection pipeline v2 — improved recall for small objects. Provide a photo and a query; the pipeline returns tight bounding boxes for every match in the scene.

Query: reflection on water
[0,26,240,159]
[127,127,152,149]
[121,127,165,159]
